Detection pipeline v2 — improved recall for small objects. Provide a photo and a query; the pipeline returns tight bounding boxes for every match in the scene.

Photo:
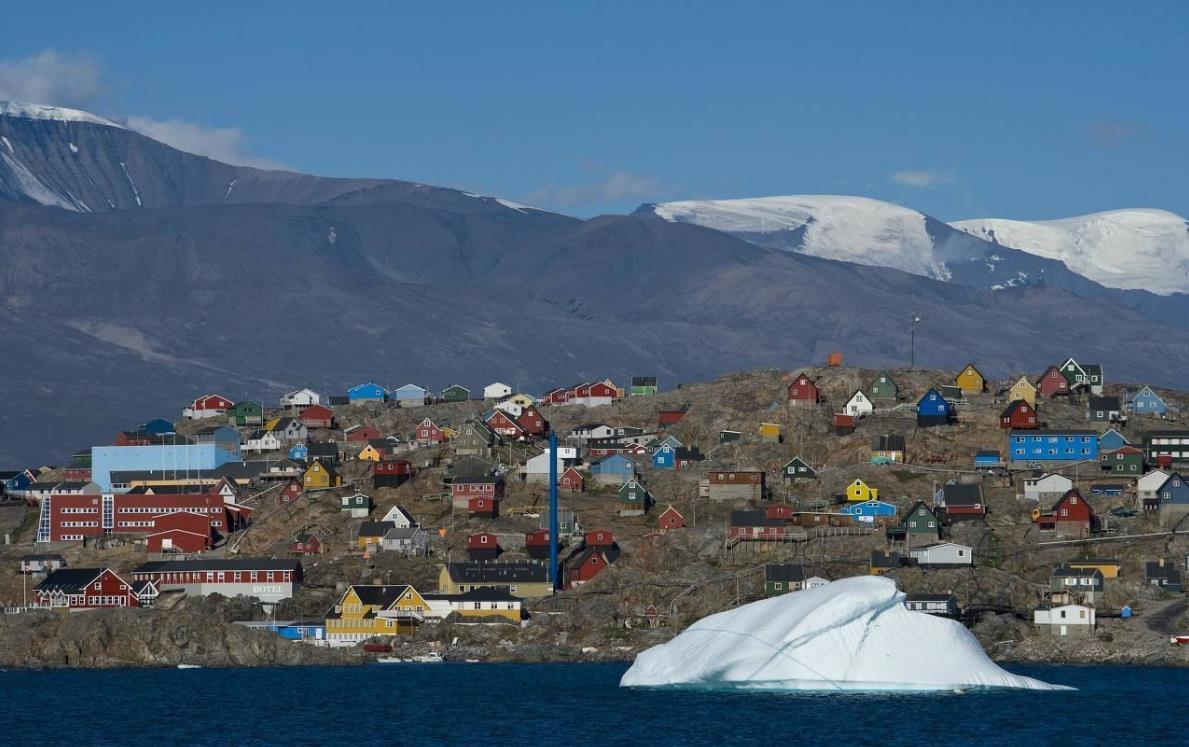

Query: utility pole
[910,312,922,369]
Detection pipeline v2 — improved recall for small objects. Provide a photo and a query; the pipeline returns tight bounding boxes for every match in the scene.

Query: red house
[300,404,335,429]
[374,459,414,488]
[280,479,304,503]
[515,406,548,436]
[834,413,856,435]
[585,529,615,550]
[467,531,501,561]
[468,496,499,519]
[1000,399,1040,430]
[451,477,505,508]
[344,424,381,443]
[540,388,568,406]
[1035,489,1097,538]
[658,405,690,427]
[415,417,445,445]
[525,528,551,559]
[657,505,685,531]
[290,533,323,555]
[186,394,234,418]
[567,550,609,587]
[765,503,796,521]
[559,466,585,492]
[787,374,821,406]
[484,410,524,439]
[34,568,142,609]
[146,510,214,553]
[1037,366,1071,399]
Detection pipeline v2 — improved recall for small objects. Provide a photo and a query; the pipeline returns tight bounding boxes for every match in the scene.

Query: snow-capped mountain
[951,210,1189,296]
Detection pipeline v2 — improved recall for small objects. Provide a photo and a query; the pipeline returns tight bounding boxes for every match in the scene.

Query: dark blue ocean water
[0,663,1180,745]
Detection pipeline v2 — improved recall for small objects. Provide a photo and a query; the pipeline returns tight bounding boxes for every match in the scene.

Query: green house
[718,430,742,444]
[630,376,658,397]
[1059,358,1088,388]
[781,456,817,481]
[900,500,940,548]
[764,563,805,595]
[869,371,899,401]
[228,400,264,426]
[618,479,653,516]
[1100,446,1143,474]
[442,384,471,403]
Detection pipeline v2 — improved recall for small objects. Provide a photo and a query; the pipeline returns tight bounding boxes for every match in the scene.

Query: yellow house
[426,588,523,622]
[1066,559,1122,579]
[325,584,429,643]
[438,561,553,598]
[507,393,536,407]
[357,444,383,462]
[758,422,782,442]
[955,363,986,395]
[263,415,282,432]
[303,458,341,489]
[1009,376,1037,406]
[846,479,878,502]
[441,426,459,441]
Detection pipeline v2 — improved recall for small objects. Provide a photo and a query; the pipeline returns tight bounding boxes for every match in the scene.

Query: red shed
[467,531,501,561]
[657,505,685,531]
[585,529,614,550]
[525,528,551,559]
[765,503,796,521]
[787,374,821,406]
[290,533,323,555]
[834,413,856,435]
[345,424,381,443]
[300,404,335,429]
[559,466,585,493]
[1000,399,1040,430]
[468,496,499,519]
[374,459,414,489]
[658,405,690,426]
[1037,366,1071,399]
[567,549,610,587]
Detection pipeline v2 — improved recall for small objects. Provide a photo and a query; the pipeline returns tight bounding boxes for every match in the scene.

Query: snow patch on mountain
[0,101,124,129]
[0,151,81,210]
[951,209,1189,295]
[649,195,953,280]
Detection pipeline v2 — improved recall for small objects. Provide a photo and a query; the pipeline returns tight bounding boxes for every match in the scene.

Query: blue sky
[2,2,1187,219]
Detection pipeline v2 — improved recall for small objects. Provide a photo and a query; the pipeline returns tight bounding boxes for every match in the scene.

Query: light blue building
[1129,386,1169,416]
[1008,430,1099,462]
[91,430,241,491]
[288,443,309,461]
[840,500,897,524]
[347,382,387,403]
[1098,428,1129,452]
[590,454,637,480]
[392,384,428,407]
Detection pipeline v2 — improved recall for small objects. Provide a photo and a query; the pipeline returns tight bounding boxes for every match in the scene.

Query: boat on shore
[1169,635,1189,645]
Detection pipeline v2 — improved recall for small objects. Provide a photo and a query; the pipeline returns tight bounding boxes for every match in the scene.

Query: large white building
[131,559,302,604]
[280,388,322,409]
[483,382,513,400]
[1034,604,1095,636]
[1023,473,1074,502]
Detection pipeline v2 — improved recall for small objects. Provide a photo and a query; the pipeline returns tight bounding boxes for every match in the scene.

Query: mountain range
[2,101,1189,465]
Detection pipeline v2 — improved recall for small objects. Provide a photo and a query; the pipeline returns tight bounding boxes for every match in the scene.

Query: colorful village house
[916,388,952,427]
[280,388,323,410]
[658,405,690,427]
[344,424,381,443]
[764,563,806,595]
[845,479,878,502]
[899,500,941,548]
[468,496,499,518]
[288,442,309,461]
[630,376,658,397]
[834,413,856,435]
[33,568,147,609]
[416,417,445,445]
[934,482,986,522]
[955,363,986,395]
[392,384,428,408]
[347,382,387,403]
[707,470,765,501]
[300,404,335,429]
[871,434,906,464]
[525,529,551,559]
[228,400,264,426]
[759,422,782,443]
[290,532,323,556]
[1009,376,1038,406]
[1086,395,1123,423]
[1009,430,1099,462]
[1033,489,1098,538]
[782,456,817,481]
[279,479,304,503]
[657,505,685,531]
[468,531,501,561]
[326,584,429,643]
[441,384,471,403]
[1100,445,1143,475]
[718,430,741,444]
[183,393,235,420]
[558,466,585,493]
[1157,473,1189,526]
[483,382,513,400]
[1037,366,1071,399]
[1098,428,1129,453]
[1059,358,1089,390]
[787,373,821,407]
[844,390,874,417]
[438,561,552,597]
[840,499,897,525]
[589,453,637,487]
[303,459,341,489]
[451,476,505,509]
[373,459,414,489]
[1000,399,1040,430]
[1083,364,1104,395]
[618,479,653,517]
[1129,386,1168,417]
[1065,559,1122,580]
[341,492,373,518]
[514,405,548,436]
[869,371,899,401]
[974,450,1003,469]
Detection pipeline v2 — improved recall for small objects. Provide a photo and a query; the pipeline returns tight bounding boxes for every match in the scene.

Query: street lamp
[910,312,922,369]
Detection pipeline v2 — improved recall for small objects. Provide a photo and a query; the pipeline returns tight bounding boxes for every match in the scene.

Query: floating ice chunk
[621,576,1068,692]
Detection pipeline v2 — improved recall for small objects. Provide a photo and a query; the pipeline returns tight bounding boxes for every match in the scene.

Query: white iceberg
[621,576,1068,692]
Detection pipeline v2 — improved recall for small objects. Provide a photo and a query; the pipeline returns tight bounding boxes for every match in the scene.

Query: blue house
[654,435,684,450]
[1129,386,1169,417]
[974,451,1002,468]
[0,469,34,493]
[288,443,309,461]
[916,389,952,427]
[392,384,428,406]
[589,453,637,484]
[1098,428,1129,452]
[652,444,677,470]
[840,500,898,524]
[141,418,176,436]
[347,382,387,403]
[1008,430,1100,462]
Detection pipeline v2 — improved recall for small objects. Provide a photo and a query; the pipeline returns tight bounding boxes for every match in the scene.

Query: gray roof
[940,483,984,507]
[133,558,301,573]
[445,561,548,583]
[764,563,805,583]
[35,568,108,594]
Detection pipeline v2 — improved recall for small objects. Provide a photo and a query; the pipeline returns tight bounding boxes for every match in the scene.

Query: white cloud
[125,116,287,170]
[0,50,104,107]
[891,169,954,188]
[527,170,668,209]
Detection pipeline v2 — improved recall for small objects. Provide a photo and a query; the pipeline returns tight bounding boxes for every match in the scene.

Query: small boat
[176,664,202,669]
[412,652,444,663]
[464,659,481,663]
[1169,635,1189,645]
[376,656,409,664]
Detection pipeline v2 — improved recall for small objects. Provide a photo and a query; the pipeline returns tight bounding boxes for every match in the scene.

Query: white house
[843,390,874,417]
[243,430,283,454]
[522,448,579,482]
[1034,604,1096,636]
[268,418,308,445]
[379,505,419,528]
[494,400,524,417]
[569,424,615,442]
[909,542,974,567]
[1138,469,1171,501]
[280,388,322,409]
[381,526,429,557]
[804,576,830,590]
[484,382,513,400]
[1023,473,1074,502]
